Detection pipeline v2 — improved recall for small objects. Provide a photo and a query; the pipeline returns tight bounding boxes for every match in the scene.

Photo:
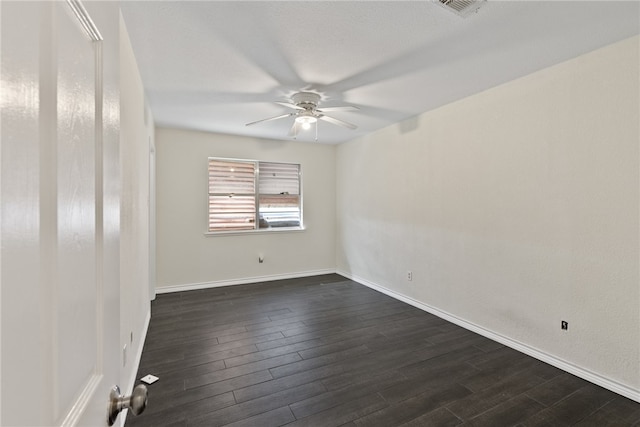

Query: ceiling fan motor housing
[292,92,321,110]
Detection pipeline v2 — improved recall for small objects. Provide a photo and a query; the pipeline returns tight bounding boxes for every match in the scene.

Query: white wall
[337,36,639,398]
[119,16,154,394]
[155,128,336,291]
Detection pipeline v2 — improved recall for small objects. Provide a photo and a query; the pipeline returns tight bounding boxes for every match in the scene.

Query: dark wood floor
[126,274,640,427]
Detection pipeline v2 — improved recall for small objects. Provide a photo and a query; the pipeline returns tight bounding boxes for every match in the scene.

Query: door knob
[108,384,148,425]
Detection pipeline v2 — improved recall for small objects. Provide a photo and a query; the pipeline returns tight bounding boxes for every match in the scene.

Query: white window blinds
[208,159,256,231]
[258,162,301,228]
[208,158,302,233]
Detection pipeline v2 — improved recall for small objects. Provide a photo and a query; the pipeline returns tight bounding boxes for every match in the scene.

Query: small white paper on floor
[140,374,159,385]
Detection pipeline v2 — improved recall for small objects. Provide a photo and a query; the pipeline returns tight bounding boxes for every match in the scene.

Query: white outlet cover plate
[140,374,159,385]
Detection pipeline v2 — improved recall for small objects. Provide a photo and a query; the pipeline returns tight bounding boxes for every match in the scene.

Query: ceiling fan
[245,92,358,139]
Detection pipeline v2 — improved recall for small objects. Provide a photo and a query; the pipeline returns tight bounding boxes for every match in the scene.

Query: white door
[1,1,122,426]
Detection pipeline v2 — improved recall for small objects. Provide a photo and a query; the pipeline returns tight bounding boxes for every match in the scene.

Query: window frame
[205,157,304,235]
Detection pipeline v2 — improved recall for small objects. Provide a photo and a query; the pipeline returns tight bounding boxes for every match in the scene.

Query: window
[208,158,302,233]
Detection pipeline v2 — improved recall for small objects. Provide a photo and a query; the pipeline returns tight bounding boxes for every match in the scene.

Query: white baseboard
[155,269,337,294]
[338,270,640,404]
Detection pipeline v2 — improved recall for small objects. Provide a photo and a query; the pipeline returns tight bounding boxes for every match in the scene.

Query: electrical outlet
[407,271,413,281]
[561,320,568,330]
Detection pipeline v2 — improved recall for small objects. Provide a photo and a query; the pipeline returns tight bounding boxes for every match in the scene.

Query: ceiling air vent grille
[436,0,485,17]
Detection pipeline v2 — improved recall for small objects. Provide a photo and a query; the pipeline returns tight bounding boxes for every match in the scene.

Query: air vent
[436,0,485,17]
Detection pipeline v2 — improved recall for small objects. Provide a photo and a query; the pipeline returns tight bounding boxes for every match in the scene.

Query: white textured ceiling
[120,1,639,144]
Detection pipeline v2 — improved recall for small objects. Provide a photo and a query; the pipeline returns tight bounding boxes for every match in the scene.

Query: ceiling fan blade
[316,106,359,113]
[318,114,357,130]
[245,113,293,127]
[274,102,305,110]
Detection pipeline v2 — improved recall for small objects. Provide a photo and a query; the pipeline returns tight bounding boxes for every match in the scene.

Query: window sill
[204,226,305,237]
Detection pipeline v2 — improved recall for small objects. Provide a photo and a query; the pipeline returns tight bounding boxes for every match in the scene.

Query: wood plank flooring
[126,274,640,426]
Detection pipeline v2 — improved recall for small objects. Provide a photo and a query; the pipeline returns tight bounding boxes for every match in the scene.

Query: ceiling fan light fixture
[295,115,317,130]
